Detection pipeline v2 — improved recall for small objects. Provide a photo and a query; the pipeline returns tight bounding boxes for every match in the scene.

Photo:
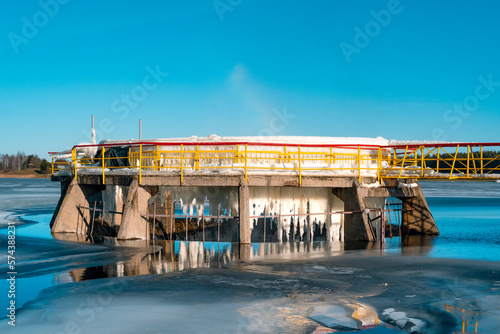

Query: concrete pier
[117,177,150,240]
[50,173,439,243]
[238,179,250,244]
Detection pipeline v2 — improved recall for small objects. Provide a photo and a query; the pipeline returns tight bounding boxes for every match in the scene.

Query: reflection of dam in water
[67,236,436,282]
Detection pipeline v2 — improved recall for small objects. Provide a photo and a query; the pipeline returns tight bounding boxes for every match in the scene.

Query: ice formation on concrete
[249,187,344,242]
[166,186,238,217]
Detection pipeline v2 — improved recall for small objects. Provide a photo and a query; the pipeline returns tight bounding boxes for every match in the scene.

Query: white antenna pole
[91,115,96,144]
[139,119,142,140]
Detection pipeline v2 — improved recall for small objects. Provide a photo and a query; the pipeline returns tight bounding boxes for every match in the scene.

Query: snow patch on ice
[310,305,359,330]
[382,308,425,332]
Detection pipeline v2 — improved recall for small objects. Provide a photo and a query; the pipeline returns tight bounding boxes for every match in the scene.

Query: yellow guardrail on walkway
[49,141,500,185]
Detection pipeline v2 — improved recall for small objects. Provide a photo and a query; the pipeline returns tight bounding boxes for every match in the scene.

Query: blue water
[9,213,54,239]
[383,181,500,261]
[424,196,500,261]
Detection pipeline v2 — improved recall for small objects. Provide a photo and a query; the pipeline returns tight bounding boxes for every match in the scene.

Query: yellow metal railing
[50,142,500,185]
[381,143,500,180]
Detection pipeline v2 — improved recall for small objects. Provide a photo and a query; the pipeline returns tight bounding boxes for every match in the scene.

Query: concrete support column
[117,177,151,240]
[50,177,71,230]
[51,179,103,235]
[239,179,251,244]
[51,179,89,234]
[400,184,439,236]
[332,180,374,242]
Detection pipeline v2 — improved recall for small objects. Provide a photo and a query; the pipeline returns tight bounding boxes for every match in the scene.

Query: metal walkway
[50,141,500,185]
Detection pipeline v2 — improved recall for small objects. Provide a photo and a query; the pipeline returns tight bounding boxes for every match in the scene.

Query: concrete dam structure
[48,135,500,247]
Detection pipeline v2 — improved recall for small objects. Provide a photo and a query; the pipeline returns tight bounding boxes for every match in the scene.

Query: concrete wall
[50,175,438,244]
[117,178,151,240]
[51,179,104,235]
[248,186,344,242]
[101,185,125,229]
[401,185,439,235]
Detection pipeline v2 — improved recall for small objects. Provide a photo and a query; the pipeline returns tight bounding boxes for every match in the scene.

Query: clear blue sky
[1,0,499,158]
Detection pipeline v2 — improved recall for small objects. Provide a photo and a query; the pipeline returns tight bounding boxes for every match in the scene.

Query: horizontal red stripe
[48,141,500,155]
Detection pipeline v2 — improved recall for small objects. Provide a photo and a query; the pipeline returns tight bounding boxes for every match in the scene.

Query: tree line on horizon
[410,150,500,174]
[0,152,51,174]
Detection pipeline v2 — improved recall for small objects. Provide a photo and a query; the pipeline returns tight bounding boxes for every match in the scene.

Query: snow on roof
[388,139,453,146]
[100,134,390,146]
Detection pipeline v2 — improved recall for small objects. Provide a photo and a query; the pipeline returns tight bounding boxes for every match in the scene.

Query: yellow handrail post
[480,146,484,174]
[180,144,184,184]
[51,155,54,175]
[398,146,408,178]
[467,145,470,177]
[236,144,239,163]
[436,147,440,173]
[298,146,302,186]
[195,145,200,171]
[128,147,131,167]
[156,145,160,171]
[139,144,142,184]
[449,145,460,179]
[72,147,77,180]
[357,146,361,182]
[284,145,287,163]
[377,146,381,183]
[421,146,424,177]
[102,146,106,185]
[393,148,397,166]
[244,144,248,182]
[471,148,477,174]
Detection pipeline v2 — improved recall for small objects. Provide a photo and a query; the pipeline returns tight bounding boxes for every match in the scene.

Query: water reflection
[68,240,351,281]
[383,235,437,256]
[401,235,436,255]
[61,237,438,282]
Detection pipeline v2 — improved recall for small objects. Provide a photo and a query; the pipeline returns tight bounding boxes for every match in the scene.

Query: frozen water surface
[1,178,500,333]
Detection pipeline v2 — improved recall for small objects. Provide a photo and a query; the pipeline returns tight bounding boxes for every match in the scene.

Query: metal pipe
[90,201,97,236]
[202,204,205,243]
[263,205,266,243]
[153,201,156,240]
[170,201,174,240]
[217,204,221,268]
[380,209,385,249]
[217,204,221,244]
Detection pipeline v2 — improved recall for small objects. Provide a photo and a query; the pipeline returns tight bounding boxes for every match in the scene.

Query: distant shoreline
[0,171,51,179]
